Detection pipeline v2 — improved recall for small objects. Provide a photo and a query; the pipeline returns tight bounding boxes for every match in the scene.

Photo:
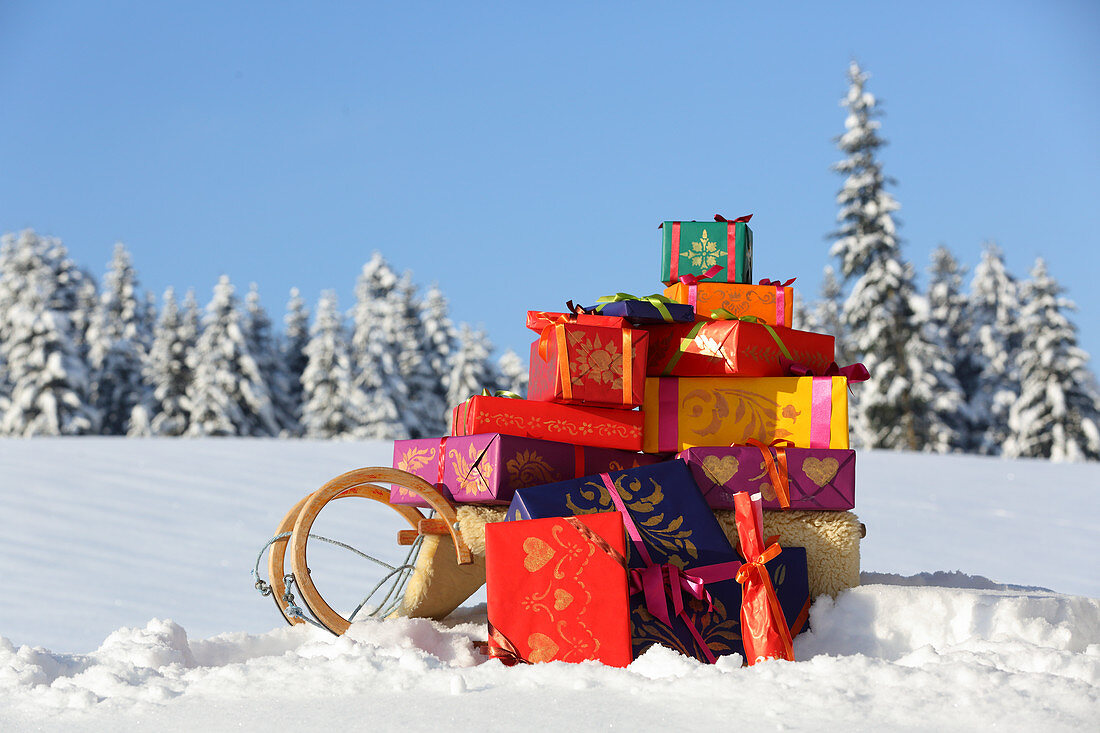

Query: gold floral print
[566,330,623,388]
[506,449,558,486]
[679,228,722,269]
[450,443,493,496]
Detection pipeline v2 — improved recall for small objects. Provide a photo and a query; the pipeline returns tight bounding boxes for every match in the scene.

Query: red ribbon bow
[779,356,870,383]
[745,438,793,509]
[678,264,725,286]
[758,277,796,288]
[732,492,795,664]
[629,563,713,628]
[714,214,753,224]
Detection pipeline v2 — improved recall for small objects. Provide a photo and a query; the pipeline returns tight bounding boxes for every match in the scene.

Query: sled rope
[251,529,423,626]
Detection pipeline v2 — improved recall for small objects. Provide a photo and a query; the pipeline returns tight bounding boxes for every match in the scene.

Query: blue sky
[1,1,1097,365]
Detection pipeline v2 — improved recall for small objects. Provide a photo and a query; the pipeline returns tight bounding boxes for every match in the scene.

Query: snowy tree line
[798,61,1100,462]
[0,233,527,439]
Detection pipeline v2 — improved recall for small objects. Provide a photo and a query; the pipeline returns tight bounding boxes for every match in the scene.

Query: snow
[1,438,1098,730]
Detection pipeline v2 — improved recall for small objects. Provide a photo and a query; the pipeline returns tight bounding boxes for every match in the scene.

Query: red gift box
[486,512,633,666]
[526,311,648,408]
[452,394,644,451]
[645,318,834,377]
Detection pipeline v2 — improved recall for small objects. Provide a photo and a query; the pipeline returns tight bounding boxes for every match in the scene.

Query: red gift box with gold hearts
[485,512,633,667]
[679,445,856,511]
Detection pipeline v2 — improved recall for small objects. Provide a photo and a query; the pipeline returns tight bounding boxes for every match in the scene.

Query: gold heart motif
[553,589,573,610]
[760,482,777,502]
[803,457,840,487]
[701,455,739,485]
[522,537,555,572]
[527,632,560,663]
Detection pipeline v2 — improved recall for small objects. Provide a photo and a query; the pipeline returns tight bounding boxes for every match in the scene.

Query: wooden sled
[264,467,480,635]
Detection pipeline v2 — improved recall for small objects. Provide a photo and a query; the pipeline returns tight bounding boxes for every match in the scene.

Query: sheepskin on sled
[399,506,862,620]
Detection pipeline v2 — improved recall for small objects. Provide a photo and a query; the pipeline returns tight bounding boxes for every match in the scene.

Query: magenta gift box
[391,433,662,506]
[679,446,855,511]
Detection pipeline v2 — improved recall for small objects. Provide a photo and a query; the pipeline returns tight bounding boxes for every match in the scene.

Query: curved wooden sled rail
[287,467,471,635]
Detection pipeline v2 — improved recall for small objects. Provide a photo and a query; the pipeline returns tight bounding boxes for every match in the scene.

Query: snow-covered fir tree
[0,230,99,435]
[496,348,528,397]
[925,246,975,451]
[86,243,152,434]
[300,291,356,439]
[966,242,1023,455]
[184,276,279,437]
[805,266,848,365]
[394,273,447,437]
[243,284,298,436]
[420,283,458,411]
[347,253,409,440]
[281,288,310,436]
[829,62,950,451]
[1004,259,1100,461]
[130,288,198,436]
[447,324,496,412]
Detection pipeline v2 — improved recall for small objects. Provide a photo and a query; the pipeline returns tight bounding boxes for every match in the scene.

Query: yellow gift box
[642,376,850,453]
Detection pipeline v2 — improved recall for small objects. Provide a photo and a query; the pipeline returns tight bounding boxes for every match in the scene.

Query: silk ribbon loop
[593,292,678,322]
[708,311,794,362]
[778,356,870,385]
[486,621,530,665]
[732,492,795,663]
[678,264,725,287]
[713,213,753,224]
[480,388,522,399]
[757,277,796,288]
[536,314,579,361]
[599,472,740,664]
[745,438,792,509]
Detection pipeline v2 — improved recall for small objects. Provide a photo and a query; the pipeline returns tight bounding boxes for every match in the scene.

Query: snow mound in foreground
[3,584,1099,732]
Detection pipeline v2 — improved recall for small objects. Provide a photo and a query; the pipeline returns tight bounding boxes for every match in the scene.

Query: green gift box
[660,214,753,286]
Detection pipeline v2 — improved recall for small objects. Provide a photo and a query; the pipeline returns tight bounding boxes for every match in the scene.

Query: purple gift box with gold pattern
[679,446,855,511]
[391,433,662,506]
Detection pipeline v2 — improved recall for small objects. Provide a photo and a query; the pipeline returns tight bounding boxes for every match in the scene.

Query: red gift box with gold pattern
[390,433,661,506]
[642,376,850,453]
[645,318,834,377]
[526,311,648,408]
[486,512,633,666]
[452,394,644,451]
[663,280,794,327]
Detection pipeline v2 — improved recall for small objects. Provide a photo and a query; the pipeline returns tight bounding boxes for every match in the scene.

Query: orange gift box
[663,281,794,327]
[642,376,850,453]
[526,312,648,408]
[485,512,632,667]
[452,394,643,451]
[645,319,834,377]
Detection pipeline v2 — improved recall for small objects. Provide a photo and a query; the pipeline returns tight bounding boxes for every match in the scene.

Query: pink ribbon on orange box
[678,265,725,309]
[600,472,743,664]
[732,491,795,664]
[757,277,796,328]
[778,356,868,450]
[745,438,793,510]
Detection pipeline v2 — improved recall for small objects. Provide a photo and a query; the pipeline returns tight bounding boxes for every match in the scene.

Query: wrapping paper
[584,297,695,325]
[663,281,794,327]
[485,512,633,666]
[645,319,835,377]
[659,217,753,285]
[527,314,649,408]
[506,461,809,662]
[732,491,795,663]
[390,433,660,506]
[451,394,644,451]
[680,446,856,511]
[642,376,850,453]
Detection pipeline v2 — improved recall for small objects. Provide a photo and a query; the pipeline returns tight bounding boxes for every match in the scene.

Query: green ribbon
[594,292,677,322]
[481,388,522,399]
[709,310,793,360]
[661,321,707,375]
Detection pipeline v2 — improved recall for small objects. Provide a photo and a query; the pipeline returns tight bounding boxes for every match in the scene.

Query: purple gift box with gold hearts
[678,446,855,511]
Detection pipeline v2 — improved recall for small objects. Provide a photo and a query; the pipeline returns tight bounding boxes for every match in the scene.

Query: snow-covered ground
[1,439,1098,730]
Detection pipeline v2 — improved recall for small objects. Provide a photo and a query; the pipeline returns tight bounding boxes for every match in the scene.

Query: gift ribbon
[678,265,725,309]
[779,356,870,384]
[660,322,707,376]
[657,378,680,452]
[593,292,678,322]
[714,214,752,281]
[538,318,635,405]
[486,621,529,665]
[746,438,792,509]
[732,491,795,663]
[600,472,742,664]
[481,388,522,399]
[669,221,682,281]
[810,377,832,449]
[436,436,448,488]
[757,278,795,327]
[709,311,794,361]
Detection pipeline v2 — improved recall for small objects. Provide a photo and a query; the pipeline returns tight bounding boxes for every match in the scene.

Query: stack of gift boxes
[391,214,864,667]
